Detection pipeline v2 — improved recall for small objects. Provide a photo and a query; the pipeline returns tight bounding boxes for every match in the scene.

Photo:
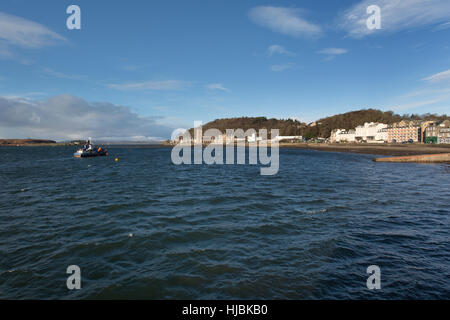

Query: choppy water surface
[0,146,449,299]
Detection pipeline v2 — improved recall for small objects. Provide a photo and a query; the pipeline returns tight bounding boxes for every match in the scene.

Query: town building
[355,122,388,143]
[438,120,450,144]
[247,133,263,143]
[330,129,356,143]
[423,121,440,144]
[421,121,436,142]
[377,127,389,142]
[427,120,450,144]
[387,120,422,143]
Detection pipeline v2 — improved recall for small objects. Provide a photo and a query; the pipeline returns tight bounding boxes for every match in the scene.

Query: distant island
[0,139,162,147]
[0,139,57,146]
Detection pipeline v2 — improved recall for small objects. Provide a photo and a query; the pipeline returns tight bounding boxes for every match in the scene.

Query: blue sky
[1,0,450,140]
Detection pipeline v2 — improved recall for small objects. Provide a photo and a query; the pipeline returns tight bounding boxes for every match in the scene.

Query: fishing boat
[73,138,108,158]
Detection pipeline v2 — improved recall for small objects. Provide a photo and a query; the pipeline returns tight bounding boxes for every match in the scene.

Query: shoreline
[167,142,450,157]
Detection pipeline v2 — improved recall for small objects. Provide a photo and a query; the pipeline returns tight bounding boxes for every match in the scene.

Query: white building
[330,129,356,143]
[355,122,388,143]
[376,127,388,142]
[247,133,263,143]
[271,135,303,142]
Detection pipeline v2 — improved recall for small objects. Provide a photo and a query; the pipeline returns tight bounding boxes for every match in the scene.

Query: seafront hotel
[330,120,450,144]
[387,121,422,143]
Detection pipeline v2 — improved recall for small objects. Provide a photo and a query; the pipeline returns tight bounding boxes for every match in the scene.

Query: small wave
[295,208,327,215]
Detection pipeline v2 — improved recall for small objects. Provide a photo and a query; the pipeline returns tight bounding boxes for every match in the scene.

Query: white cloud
[423,69,450,82]
[0,12,66,48]
[108,80,190,91]
[0,95,175,140]
[249,6,322,38]
[267,45,295,57]
[206,83,230,92]
[338,0,450,38]
[318,48,348,55]
[271,63,295,72]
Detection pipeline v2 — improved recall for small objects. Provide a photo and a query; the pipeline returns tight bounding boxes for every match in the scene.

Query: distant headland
[0,139,58,146]
[0,139,162,147]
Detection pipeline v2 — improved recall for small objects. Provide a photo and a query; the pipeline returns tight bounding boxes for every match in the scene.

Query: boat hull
[74,150,108,158]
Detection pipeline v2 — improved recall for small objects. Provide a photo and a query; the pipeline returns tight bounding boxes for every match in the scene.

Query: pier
[373,153,450,163]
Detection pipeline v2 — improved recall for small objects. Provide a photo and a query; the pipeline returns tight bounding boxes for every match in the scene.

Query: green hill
[190,117,307,138]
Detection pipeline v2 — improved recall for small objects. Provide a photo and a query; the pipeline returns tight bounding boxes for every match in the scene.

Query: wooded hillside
[191,109,449,139]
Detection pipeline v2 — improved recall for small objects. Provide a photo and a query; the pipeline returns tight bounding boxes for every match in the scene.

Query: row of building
[330,120,450,144]
[175,130,304,144]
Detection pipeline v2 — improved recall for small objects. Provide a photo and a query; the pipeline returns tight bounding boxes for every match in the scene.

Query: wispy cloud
[338,0,450,38]
[0,42,13,59]
[399,87,450,99]
[0,40,32,64]
[318,48,348,61]
[206,83,230,92]
[434,21,450,31]
[318,48,348,55]
[2,92,47,100]
[108,80,190,91]
[267,45,295,57]
[271,63,295,72]
[0,12,66,48]
[249,6,322,38]
[423,69,450,82]
[394,95,450,111]
[122,64,149,72]
[0,12,65,64]
[389,77,450,112]
[42,67,83,80]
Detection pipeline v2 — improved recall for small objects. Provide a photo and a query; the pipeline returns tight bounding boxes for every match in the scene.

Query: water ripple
[0,146,449,299]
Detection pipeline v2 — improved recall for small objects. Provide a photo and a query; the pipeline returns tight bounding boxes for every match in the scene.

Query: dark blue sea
[0,146,449,299]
